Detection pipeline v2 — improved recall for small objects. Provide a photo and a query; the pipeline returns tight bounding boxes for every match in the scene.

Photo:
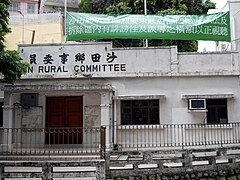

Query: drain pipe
[112,90,115,146]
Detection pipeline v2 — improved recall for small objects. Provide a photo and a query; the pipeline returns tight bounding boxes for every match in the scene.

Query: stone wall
[106,146,240,179]
[0,159,105,180]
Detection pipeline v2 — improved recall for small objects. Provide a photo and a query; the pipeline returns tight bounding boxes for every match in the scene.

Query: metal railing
[110,123,240,150]
[1,123,240,155]
[0,126,106,157]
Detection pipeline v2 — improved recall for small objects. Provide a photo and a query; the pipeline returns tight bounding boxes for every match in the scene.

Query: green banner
[66,12,231,42]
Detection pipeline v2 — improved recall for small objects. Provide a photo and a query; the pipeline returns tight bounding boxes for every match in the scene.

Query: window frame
[206,99,228,124]
[27,3,35,14]
[121,99,160,125]
[8,2,20,12]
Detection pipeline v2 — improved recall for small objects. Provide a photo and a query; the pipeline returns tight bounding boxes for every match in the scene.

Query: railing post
[220,124,223,147]
[181,124,184,150]
[2,105,14,153]
[204,123,207,146]
[100,126,106,159]
[0,163,3,179]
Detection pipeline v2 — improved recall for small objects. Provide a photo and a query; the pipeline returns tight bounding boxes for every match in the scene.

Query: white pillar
[2,92,14,151]
[113,99,117,145]
[229,0,240,51]
[100,92,112,149]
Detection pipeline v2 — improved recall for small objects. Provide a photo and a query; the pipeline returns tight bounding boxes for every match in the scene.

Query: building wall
[11,91,102,145]
[18,43,239,79]
[39,0,80,13]
[10,75,239,126]
[2,0,240,148]
[12,92,101,129]
[9,0,39,16]
[5,13,63,50]
[110,76,239,124]
[3,42,238,127]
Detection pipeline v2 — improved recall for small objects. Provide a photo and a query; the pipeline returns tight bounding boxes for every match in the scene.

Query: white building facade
[1,1,240,150]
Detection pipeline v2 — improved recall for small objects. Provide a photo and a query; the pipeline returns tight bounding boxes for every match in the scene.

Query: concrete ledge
[4,167,42,173]
[163,162,183,167]
[192,160,209,166]
[4,178,42,180]
[138,164,158,169]
[216,159,229,164]
[53,178,96,180]
[181,93,234,99]
[192,151,217,158]
[53,166,97,172]
[113,95,165,100]
[109,164,133,170]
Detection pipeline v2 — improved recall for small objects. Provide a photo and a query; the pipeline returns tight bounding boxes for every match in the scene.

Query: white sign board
[19,43,172,79]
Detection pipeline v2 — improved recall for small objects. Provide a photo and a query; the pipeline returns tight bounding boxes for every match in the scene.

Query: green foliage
[78,0,92,13]
[0,51,29,84]
[0,0,11,52]
[0,0,29,83]
[149,39,197,52]
[106,2,132,15]
[183,0,215,15]
[78,0,216,52]
[157,9,186,15]
[81,0,114,14]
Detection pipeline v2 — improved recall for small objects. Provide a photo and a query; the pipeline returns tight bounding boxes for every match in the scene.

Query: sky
[213,0,228,11]
[198,0,229,52]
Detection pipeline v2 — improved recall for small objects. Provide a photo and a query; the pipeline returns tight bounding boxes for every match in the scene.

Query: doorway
[46,96,83,144]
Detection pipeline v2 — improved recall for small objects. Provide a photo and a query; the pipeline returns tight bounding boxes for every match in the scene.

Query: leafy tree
[0,0,10,52]
[79,0,114,14]
[106,2,132,14]
[78,0,92,13]
[0,51,28,84]
[0,0,28,84]
[78,0,215,52]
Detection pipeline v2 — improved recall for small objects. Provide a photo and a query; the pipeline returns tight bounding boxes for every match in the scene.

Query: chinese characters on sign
[66,12,231,42]
[27,51,126,74]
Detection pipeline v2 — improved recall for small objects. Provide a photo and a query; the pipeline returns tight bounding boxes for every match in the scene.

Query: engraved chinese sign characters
[24,46,126,77]
[20,43,173,78]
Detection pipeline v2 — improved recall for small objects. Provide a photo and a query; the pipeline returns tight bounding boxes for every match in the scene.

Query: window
[206,99,228,124]
[121,100,159,125]
[8,2,20,11]
[0,102,3,127]
[27,3,35,14]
